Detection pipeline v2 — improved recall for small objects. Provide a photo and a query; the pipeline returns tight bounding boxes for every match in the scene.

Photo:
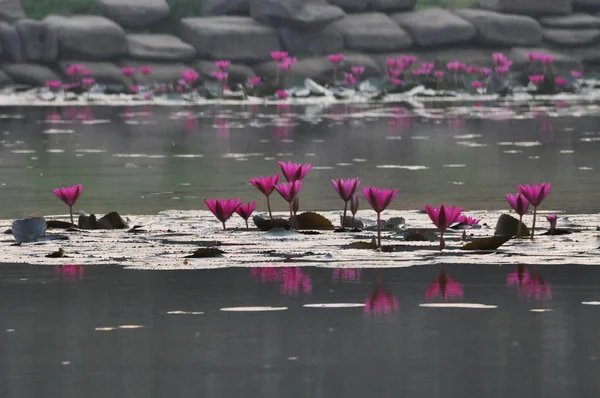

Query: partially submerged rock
[78,212,129,230]
[494,214,530,237]
[253,215,291,231]
[294,212,334,230]
[184,247,225,258]
[461,235,512,250]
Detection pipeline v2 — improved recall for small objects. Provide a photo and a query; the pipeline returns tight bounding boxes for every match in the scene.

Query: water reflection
[507,264,552,301]
[364,270,399,315]
[332,268,362,283]
[251,266,312,297]
[54,264,84,282]
[426,264,464,301]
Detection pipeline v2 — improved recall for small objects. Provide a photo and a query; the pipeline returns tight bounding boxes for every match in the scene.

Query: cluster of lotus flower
[52,161,552,251]
[41,50,585,101]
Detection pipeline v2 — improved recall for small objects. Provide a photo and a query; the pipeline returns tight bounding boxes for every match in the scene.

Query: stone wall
[0,0,598,86]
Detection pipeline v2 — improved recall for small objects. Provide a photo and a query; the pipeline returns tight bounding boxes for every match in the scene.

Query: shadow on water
[1,263,600,397]
[2,103,600,218]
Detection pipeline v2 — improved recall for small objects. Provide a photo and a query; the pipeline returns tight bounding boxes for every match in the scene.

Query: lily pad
[403,229,437,242]
[47,220,73,229]
[294,212,334,230]
[345,240,378,250]
[461,235,512,251]
[184,248,225,258]
[494,214,530,237]
[253,215,291,231]
[12,217,47,243]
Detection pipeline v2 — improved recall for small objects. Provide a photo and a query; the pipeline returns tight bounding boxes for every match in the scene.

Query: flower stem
[440,232,445,251]
[222,221,226,230]
[531,207,537,240]
[245,219,249,229]
[266,195,273,219]
[289,202,294,230]
[342,201,348,229]
[517,214,523,239]
[69,205,74,226]
[376,212,381,248]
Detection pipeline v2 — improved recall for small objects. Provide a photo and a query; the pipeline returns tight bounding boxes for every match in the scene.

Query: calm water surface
[1,103,600,219]
[1,264,600,397]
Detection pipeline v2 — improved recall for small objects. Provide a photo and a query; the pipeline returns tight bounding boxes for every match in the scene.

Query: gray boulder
[539,13,600,29]
[391,8,476,47]
[278,25,343,55]
[478,0,572,16]
[572,0,600,11]
[249,0,345,29]
[370,0,417,12]
[543,28,600,46]
[507,47,583,73]
[3,63,60,86]
[203,0,250,15]
[0,69,12,86]
[119,60,193,84]
[180,17,280,63]
[15,19,58,62]
[127,34,196,62]
[331,12,413,52]
[328,0,369,12]
[0,0,25,23]
[195,60,256,84]
[0,22,23,62]
[342,53,383,77]
[57,61,133,86]
[567,45,600,63]
[44,15,127,61]
[98,0,170,29]
[454,9,543,46]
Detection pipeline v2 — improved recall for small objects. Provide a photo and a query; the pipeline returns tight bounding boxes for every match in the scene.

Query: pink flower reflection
[55,264,84,281]
[214,116,229,136]
[426,265,464,301]
[389,106,411,130]
[516,266,552,301]
[507,264,530,287]
[184,114,199,132]
[250,267,312,296]
[332,268,362,283]
[365,270,399,315]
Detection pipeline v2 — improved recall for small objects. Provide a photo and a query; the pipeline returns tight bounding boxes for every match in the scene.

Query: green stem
[266,195,273,220]
[342,201,348,229]
[377,212,381,248]
[531,207,537,240]
[517,214,523,239]
[69,205,74,226]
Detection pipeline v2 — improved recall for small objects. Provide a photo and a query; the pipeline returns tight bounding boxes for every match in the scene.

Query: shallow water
[2,102,600,219]
[2,264,600,398]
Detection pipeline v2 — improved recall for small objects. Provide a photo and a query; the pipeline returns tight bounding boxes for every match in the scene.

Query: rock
[127,34,196,62]
[2,63,60,86]
[250,0,345,29]
[203,0,250,15]
[98,0,170,29]
[543,28,600,46]
[539,13,600,29]
[574,0,600,11]
[508,47,583,72]
[180,16,280,63]
[78,212,129,229]
[0,22,22,62]
[0,0,25,23]
[58,61,134,86]
[568,45,600,63]
[195,60,255,85]
[391,8,476,47]
[278,24,343,55]
[370,0,417,12]
[331,12,413,52]
[454,9,543,46]
[478,0,572,16]
[328,0,369,12]
[15,19,58,62]
[342,53,383,76]
[0,69,12,86]
[253,215,291,231]
[119,60,191,84]
[494,214,530,237]
[44,15,127,61]
[461,235,512,251]
[294,212,334,230]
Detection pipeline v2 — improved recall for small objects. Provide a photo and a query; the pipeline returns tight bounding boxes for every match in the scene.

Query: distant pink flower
[332,268,361,283]
[571,71,583,78]
[275,180,302,204]
[139,66,152,76]
[363,186,399,248]
[122,67,136,77]
[181,69,199,84]
[82,69,92,76]
[426,266,464,301]
[457,215,480,226]
[529,75,545,85]
[554,77,567,86]
[344,73,357,86]
[434,70,445,78]
[517,183,552,239]
[400,55,416,67]
[248,76,261,87]
[129,85,139,94]
[540,54,555,65]
[495,65,510,74]
[277,56,296,71]
[212,71,229,82]
[66,64,85,77]
[279,161,311,182]
[144,92,153,100]
[493,52,508,65]
[235,202,257,228]
[390,78,403,85]
[204,198,242,230]
[447,61,465,72]
[276,90,289,99]
[424,204,463,250]
[471,81,484,89]
[270,51,288,62]
[528,52,542,62]
[215,60,231,70]
[81,78,95,87]
[250,174,280,197]
[547,213,557,234]
[465,66,479,74]
[46,80,62,91]
[328,53,344,65]
[506,192,530,238]
[480,67,492,76]
[351,66,365,76]
[52,184,83,225]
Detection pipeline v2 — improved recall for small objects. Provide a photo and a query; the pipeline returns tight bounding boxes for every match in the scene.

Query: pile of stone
[0,0,597,87]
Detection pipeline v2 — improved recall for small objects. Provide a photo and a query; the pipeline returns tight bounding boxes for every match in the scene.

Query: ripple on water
[303,303,365,308]
[220,307,288,312]
[173,154,204,158]
[376,165,428,170]
[43,129,74,134]
[419,303,498,309]
[443,164,466,168]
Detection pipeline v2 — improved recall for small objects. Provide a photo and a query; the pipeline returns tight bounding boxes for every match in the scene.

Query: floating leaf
[12,217,47,243]
[294,212,334,230]
[47,220,73,229]
[403,229,437,242]
[184,248,225,258]
[253,215,291,231]
[494,214,530,237]
[461,235,512,251]
[45,248,65,258]
[345,241,378,250]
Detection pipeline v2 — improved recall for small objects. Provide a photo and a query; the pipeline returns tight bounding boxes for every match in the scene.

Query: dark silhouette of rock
[3,63,60,86]
[250,0,345,29]
[203,0,250,16]
[0,22,23,62]
[15,19,58,62]
[253,215,291,231]
[78,212,129,229]
[99,0,170,29]
[370,0,417,12]
[328,0,369,12]
[478,0,572,16]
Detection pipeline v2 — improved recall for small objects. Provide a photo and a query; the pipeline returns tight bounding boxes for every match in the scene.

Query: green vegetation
[22,0,102,20]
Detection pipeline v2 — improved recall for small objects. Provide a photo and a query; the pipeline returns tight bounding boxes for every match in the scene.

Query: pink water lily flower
[82,78,95,87]
[248,76,261,87]
[332,178,361,228]
[517,183,552,239]
[275,181,303,229]
[424,204,463,250]
[276,90,289,99]
[139,66,152,76]
[249,174,280,219]
[53,184,83,225]
[571,71,583,78]
[547,213,557,235]
[122,67,136,77]
[363,186,399,248]
[46,80,62,91]
[215,60,231,70]
[235,202,257,229]
[554,77,567,87]
[270,51,288,62]
[278,161,311,182]
[458,215,480,226]
[204,198,242,230]
[506,193,530,238]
